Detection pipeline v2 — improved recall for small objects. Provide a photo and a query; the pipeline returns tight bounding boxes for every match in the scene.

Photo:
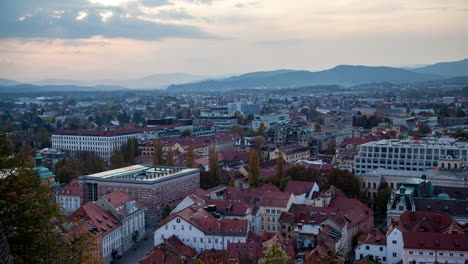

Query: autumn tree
[230,125,246,137]
[79,153,107,175]
[248,149,260,188]
[258,244,289,264]
[0,133,97,264]
[110,149,126,169]
[209,147,222,185]
[166,147,174,166]
[185,141,196,168]
[257,122,267,135]
[153,139,163,165]
[54,158,81,184]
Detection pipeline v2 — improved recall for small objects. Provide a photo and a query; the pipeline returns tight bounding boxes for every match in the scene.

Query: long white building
[52,129,145,163]
[354,139,468,176]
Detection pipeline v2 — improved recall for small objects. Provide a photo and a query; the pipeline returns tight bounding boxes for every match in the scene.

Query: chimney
[217,219,222,230]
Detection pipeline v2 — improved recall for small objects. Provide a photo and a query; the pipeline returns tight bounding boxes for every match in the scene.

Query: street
[115,230,154,264]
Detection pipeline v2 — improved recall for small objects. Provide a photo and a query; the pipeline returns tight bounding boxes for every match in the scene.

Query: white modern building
[52,128,145,163]
[354,139,468,176]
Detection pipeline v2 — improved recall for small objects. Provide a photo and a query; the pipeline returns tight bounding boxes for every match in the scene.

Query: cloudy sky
[0,0,467,82]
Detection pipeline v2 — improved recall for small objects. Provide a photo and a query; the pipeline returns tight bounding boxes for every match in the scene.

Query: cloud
[154,8,194,20]
[0,0,215,40]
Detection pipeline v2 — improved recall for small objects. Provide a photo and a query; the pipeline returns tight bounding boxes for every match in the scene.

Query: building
[354,139,468,176]
[154,204,248,252]
[227,101,261,115]
[251,113,290,131]
[387,178,468,225]
[259,192,297,233]
[95,191,146,251]
[52,128,146,163]
[355,211,466,264]
[69,202,123,264]
[79,165,200,226]
[57,179,81,215]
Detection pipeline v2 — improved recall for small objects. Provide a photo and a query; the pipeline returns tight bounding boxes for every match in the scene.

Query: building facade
[354,139,468,176]
[79,165,200,226]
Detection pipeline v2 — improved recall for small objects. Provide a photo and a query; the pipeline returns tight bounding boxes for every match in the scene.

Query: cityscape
[0,1,467,264]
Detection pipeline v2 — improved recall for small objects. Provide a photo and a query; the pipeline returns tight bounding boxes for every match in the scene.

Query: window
[173,225,176,230]
[193,237,196,242]
[409,251,413,254]
[379,247,383,251]
[392,253,397,257]
[392,240,397,244]
[365,246,369,250]
[449,253,454,256]
[460,254,465,257]
[419,252,423,255]
[266,209,270,214]
[439,253,443,256]
[429,252,433,256]
[383,257,386,261]
[399,205,404,211]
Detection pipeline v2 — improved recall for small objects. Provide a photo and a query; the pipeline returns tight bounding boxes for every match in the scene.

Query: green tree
[418,123,431,135]
[209,147,222,185]
[79,153,107,175]
[258,244,289,264]
[36,127,51,149]
[248,149,260,188]
[181,128,192,137]
[161,204,172,220]
[326,168,368,202]
[185,141,196,168]
[153,139,163,165]
[375,187,392,225]
[54,158,80,184]
[166,147,174,166]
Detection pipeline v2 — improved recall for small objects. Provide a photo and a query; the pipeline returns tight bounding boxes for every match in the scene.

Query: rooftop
[80,165,199,183]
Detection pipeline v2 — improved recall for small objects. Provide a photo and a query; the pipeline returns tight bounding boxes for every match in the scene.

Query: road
[115,230,154,264]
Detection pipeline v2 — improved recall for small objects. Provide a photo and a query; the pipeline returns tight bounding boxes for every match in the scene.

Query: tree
[326,168,368,202]
[248,149,260,188]
[257,122,267,135]
[181,128,192,137]
[79,153,107,175]
[418,123,431,135]
[54,158,81,184]
[110,149,126,169]
[0,133,97,264]
[161,204,172,220]
[230,125,245,137]
[209,147,222,185]
[36,127,51,149]
[276,152,284,180]
[258,244,289,264]
[375,187,392,225]
[153,139,163,165]
[186,141,196,168]
[166,147,174,166]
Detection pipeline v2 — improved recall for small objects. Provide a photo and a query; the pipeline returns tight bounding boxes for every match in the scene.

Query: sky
[0,0,467,82]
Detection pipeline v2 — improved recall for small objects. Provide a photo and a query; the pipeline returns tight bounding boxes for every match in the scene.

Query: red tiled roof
[69,202,122,236]
[396,211,464,234]
[259,191,292,208]
[194,218,248,235]
[403,232,468,251]
[59,179,80,196]
[102,191,144,217]
[283,181,316,196]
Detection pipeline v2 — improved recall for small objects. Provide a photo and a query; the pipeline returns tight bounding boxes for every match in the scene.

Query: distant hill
[410,59,468,77]
[31,73,214,89]
[0,78,21,86]
[0,84,128,93]
[168,65,442,91]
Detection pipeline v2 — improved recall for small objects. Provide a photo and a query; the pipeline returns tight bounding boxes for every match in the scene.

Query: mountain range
[168,59,468,91]
[1,59,467,92]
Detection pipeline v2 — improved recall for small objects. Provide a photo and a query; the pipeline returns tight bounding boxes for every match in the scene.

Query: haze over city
[1,0,467,82]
